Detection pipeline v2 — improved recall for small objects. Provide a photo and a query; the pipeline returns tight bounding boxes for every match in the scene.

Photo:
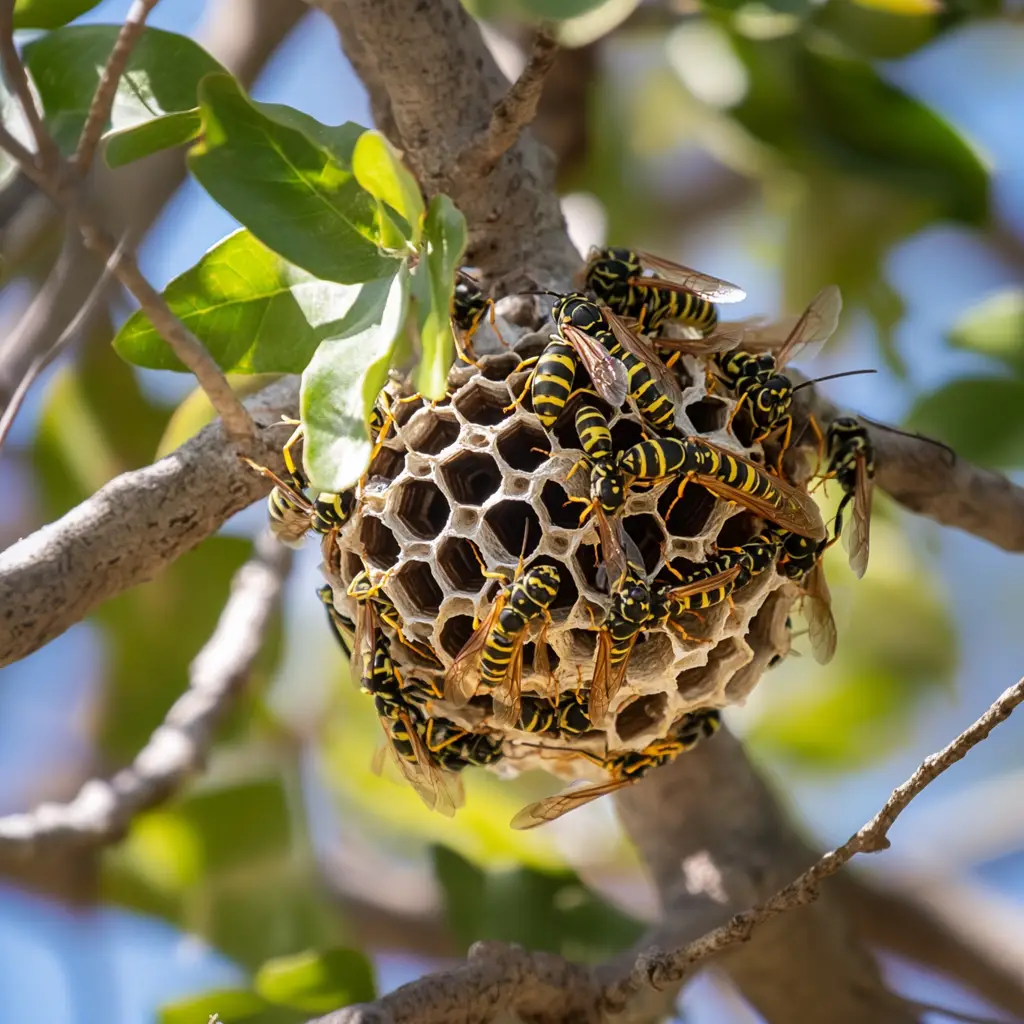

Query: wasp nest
[319,337,800,781]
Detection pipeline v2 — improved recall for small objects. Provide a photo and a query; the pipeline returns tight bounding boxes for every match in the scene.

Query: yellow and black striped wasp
[618,436,826,542]
[443,549,561,726]
[582,246,747,348]
[317,583,357,660]
[509,708,722,829]
[772,529,837,666]
[824,417,874,579]
[516,685,594,738]
[450,269,505,364]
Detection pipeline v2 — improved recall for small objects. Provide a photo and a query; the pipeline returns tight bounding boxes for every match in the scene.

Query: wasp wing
[631,250,747,303]
[510,777,631,829]
[774,285,843,369]
[804,561,837,666]
[602,306,684,412]
[399,711,465,817]
[443,598,505,706]
[561,323,629,409]
[492,634,527,728]
[589,629,614,727]
[844,451,873,580]
[662,564,743,603]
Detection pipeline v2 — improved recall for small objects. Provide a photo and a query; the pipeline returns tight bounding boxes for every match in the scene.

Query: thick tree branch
[0,530,290,861]
[0,377,298,669]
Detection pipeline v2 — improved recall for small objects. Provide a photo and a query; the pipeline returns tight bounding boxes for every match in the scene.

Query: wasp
[444,558,561,726]
[510,709,722,829]
[583,246,746,343]
[824,417,875,579]
[709,286,843,456]
[450,269,505,363]
[619,436,826,542]
[317,583,357,660]
[773,530,837,666]
[419,715,505,771]
[516,687,594,737]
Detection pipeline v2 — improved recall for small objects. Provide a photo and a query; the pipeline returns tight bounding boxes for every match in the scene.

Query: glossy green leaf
[255,948,376,1013]
[300,267,410,493]
[14,0,102,29]
[113,229,377,374]
[414,195,467,399]
[907,376,1024,469]
[188,75,399,284]
[105,109,202,168]
[23,26,225,155]
[947,289,1024,372]
[352,130,423,246]
[432,846,643,961]
[160,988,270,1024]
[812,1,937,60]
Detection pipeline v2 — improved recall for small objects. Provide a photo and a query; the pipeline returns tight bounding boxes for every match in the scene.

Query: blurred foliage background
[0,0,1022,1021]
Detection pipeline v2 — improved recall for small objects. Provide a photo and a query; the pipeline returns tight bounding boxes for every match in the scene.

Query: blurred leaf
[414,195,466,399]
[433,846,643,961]
[300,267,409,493]
[947,289,1024,372]
[156,375,279,457]
[518,0,617,16]
[907,376,1024,469]
[105,109,201,167]
[352,130,423,246]
[14,0,102,27]
[863,278,908,376]
[160,989,272,1024]
[851,0,940,15]
[813,1,936,60]
[113,229,377,374]
[24,26,224,154]
[189,75,399,284]
[255,949,375,1013]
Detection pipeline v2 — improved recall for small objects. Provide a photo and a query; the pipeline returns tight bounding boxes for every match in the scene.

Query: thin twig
[0,0,58,171]
[74,0,161,175]
[455,29,560,178]
[602,677,1024,1010]
[0,531,291,861]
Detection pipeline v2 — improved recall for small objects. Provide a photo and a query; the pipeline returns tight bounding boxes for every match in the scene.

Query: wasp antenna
[792,368,877,392]
[520,289,562,299]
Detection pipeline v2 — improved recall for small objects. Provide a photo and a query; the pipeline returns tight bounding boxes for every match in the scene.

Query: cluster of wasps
[250,246,879,829]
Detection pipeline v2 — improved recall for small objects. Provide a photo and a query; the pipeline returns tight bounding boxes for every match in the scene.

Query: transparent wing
[602,306,683,412]
[492,635,527,728]
[510,777,631,829]
[804,562,837,666]
[443,597,505,706]
[844,451,873,580]
[595,509,629,594]
[632,250,747,303]
[589,629,614,727]
[561,323,629,409]
[399,711,465,817]
[351,597,379,689]
[774,285,843,369]
[655,320,746,356]
[662,564,743,602]
[607,632,639,709]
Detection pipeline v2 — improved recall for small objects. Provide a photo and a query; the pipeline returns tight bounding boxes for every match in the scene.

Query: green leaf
[414,195,467,399]
[23,26,225,155]
[105,109,202,168]
[188,75,399,284]
[300,267,410,493]
[519,0,616,15]
[907,376,1024,469]
[255,949,375,1013]
[160,988,270,1024]
[113,229,382,375]
[432,846,643,961]
[14,0,102,29]
[947,289,1024,372]
[352,130,424,246]
[812,1,937,60]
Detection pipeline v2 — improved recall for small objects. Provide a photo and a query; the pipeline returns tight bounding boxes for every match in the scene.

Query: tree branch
[0,530,290,862]
[0,377,298,669]
[73,0,160,175]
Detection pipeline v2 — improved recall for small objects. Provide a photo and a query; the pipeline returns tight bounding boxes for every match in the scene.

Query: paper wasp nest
[320,340,798,781]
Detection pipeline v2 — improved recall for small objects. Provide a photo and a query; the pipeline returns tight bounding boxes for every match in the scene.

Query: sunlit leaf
[160,988,271,1024]
[414,195,467,399]
[851,0,940,14]
[23,26,224,154]
[300,267,410,493]
[812,1,936,60]
[947,289,1024,372]
[352,130,424,246]
[113,229,375,375]
[907,376,1024,469]
[433,846,643,960]
[255,948,375,1013]
[14,0,103,27]
[189,75,399,284]
[106,109,202,168]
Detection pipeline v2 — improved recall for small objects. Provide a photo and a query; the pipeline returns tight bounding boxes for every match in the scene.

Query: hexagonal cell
[439,450,502,507]
[483,500,542,559]
[365,444,405,484]
[360,515,400,570]
[440,614,476,658]
[393,560,444,617]
[658,481,717,539]
[573,540,603,594]
[675,660,720,703]
[686,396,729,434]
[714,510,761,550]
[666,356,693,391]
[437,536,487,593]
[478,352,520,380]
[623,514,665,575]
[496,419,550,472]
[615,692,669,742]
[404,410,459,455]
[609,416,645,453]
[451,507,481,533]
[392,479,450,540]
[453,377,511,426]
[541,480,585,530]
